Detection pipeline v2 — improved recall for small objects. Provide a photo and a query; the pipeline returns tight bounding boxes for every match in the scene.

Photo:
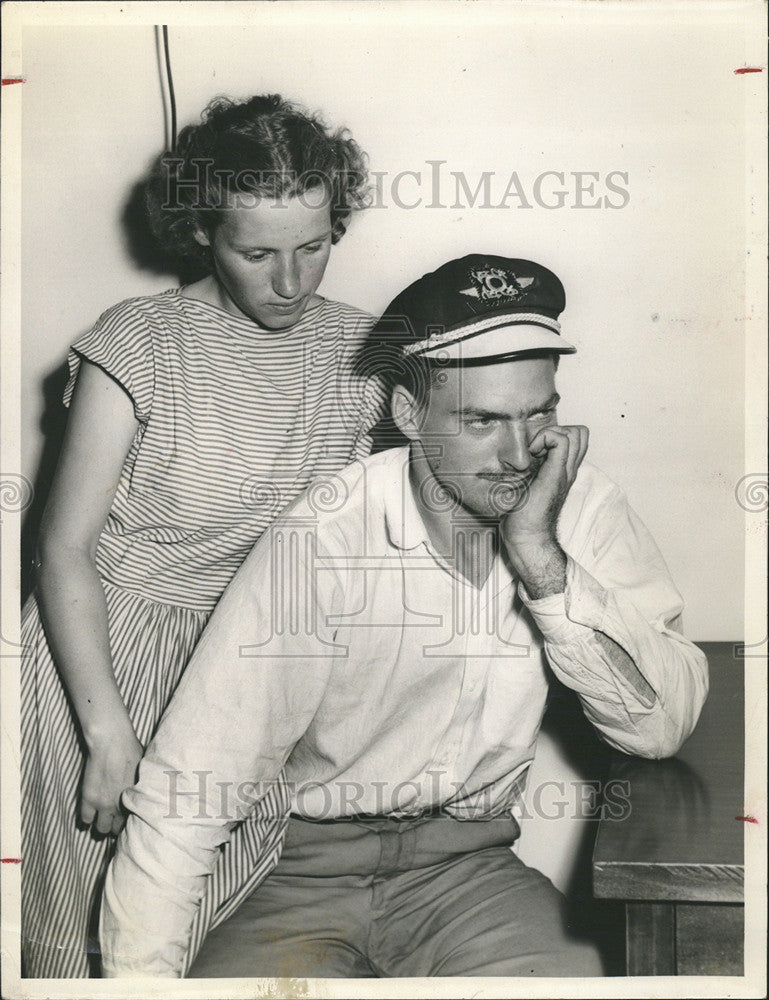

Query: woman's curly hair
[146,94,369,271]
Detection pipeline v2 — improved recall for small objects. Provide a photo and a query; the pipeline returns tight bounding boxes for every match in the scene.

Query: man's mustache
[476,467,539,486]
[421,471,533,516]
[481,476,533,515]
[477,472,534,483]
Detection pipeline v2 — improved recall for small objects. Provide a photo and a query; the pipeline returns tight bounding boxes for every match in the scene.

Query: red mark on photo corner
[733,67,763,75]
[1,77,25,86]
[735,815,758,824]
[1,857,22,864]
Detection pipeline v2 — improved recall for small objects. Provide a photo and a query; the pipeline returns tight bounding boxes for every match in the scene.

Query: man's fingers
[526,423,589,486]
[577,425,589,467]
[528,425,571,462]
[565,425,589,482]
[572,425,589,477]
[111,812,126,837]
[559,428,578,482]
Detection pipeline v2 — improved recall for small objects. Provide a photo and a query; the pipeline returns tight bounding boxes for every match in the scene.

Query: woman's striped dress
[20,290,384,978]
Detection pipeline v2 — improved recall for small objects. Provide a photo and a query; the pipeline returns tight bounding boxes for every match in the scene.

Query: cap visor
[417,323,576,360]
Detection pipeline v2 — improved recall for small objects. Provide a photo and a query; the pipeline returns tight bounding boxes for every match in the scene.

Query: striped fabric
[61,292,383,612]
[20,290,383,978]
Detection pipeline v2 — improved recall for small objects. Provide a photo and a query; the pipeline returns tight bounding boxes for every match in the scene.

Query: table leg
[675,903,744,975]
[625,902,676,975]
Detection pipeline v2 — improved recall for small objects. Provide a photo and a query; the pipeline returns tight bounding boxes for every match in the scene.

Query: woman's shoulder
[314,299,377,352]
[91,289,183,330]
[66,293,183,419]
[317,297,376,329]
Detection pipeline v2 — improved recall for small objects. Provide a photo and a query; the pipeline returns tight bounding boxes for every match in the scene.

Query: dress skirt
[20,580,290,978]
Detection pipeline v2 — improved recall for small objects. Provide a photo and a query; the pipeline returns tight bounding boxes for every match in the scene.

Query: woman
[21,93,383,978]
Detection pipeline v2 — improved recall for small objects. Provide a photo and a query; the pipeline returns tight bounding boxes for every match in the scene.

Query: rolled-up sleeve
[520,480,709,759]
[100,526,344,977]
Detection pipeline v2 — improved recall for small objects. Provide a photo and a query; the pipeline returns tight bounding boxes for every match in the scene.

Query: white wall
[19,4,759,639]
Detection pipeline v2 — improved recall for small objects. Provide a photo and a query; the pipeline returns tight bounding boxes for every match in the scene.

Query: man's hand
[502,424,589,545]
[500,424,589,599]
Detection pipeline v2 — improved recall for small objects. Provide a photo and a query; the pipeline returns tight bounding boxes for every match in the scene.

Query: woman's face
[196,190,333,329]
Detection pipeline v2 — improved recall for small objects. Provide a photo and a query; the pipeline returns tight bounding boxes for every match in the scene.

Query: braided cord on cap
[402,312,562,356]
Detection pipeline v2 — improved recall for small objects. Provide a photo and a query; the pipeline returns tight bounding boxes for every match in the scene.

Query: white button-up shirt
[101,446,708,975]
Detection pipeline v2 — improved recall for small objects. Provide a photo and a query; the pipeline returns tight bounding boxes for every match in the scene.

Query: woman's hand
[80,725,144,836]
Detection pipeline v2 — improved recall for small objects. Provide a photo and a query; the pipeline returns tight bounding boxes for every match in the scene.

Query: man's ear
[391,384,424,441]
[193,227,211,248]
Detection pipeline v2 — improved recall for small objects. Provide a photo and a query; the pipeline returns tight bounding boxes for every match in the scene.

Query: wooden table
[592,642,744,976]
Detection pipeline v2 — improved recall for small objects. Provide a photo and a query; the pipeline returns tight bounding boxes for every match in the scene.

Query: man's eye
[467,418,497,429]
[303,243,324,254]
[243,251,269,263]
[529,408,555,421]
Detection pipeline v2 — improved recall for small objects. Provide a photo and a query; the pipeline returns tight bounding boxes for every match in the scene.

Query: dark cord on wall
[161,25,177,151]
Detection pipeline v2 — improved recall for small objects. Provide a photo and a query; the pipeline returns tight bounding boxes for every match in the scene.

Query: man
[100,255,708,979]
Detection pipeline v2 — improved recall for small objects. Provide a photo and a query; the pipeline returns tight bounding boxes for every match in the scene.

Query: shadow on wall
[120,173,208,287]
[21,166,205,604]
[535,679,626,975]
[21,362,71,603]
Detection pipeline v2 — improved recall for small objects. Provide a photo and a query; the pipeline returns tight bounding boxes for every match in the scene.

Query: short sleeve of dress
[62,299,156,422]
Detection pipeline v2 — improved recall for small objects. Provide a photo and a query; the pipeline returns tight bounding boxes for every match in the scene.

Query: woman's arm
[36,360,144,835]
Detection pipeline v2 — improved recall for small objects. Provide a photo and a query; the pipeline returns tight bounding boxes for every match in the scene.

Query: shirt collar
[378,446,516,596]
[380,446,431,551]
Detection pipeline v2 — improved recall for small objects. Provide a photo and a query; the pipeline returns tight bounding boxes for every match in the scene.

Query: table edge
[593,861,744,903]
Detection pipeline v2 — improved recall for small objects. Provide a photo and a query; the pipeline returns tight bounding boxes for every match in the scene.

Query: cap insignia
[459,267,534,302]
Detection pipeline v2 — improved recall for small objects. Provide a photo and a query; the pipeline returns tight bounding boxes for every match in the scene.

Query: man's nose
[272,255,301,299]
[499,424,532,473]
